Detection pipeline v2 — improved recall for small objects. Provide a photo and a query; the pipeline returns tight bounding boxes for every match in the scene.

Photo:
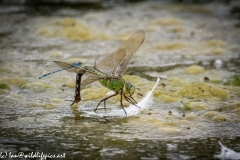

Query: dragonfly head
[124,82,136,96]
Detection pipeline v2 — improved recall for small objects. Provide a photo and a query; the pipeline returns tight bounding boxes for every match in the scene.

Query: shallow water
[0,1,240,159]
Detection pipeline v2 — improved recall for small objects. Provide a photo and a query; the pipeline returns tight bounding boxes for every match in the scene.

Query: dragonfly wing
[95,49,126,77]
[53,61,101,86]
[53,61,84,73]
[95,30,145,77]
[81,72,99,87]
[117,30,145,76]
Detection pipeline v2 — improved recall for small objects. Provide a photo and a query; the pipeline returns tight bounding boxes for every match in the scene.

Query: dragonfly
[39,61,85,106]
[39,62,82,79]
[40,30,145,115]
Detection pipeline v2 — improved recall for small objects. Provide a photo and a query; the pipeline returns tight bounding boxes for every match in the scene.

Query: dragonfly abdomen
[99,78,125,92]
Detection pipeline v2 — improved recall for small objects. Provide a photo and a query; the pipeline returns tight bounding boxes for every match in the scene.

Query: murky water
[0,1,240,159]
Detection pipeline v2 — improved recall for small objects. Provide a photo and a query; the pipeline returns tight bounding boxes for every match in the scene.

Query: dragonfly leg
[104,100,106,114]
[119,91,127,116]
[70,73,83,106]
[120,105,127,116]
[120,91,123,107]
[124,94,141,109]
[94,92,118,113]
[129,96,137,104]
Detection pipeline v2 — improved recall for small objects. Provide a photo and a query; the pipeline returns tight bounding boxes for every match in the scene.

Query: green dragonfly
[52,30,145,115]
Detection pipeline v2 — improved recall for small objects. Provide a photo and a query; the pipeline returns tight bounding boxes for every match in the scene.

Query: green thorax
[83,66,125,92]
[99,78,125,92]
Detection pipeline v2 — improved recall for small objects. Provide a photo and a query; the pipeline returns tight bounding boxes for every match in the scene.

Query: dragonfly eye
[125,82,135,95]
[130,85,136,95]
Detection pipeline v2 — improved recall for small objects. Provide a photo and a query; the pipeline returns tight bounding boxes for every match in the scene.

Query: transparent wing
[95,49,126,76]
[96,30,145,76]
[81,72,99,87]
[53,61,84,73]
[117,30,145,76]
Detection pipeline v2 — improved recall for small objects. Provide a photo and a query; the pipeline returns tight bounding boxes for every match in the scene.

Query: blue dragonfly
[39,61,84,106]
[39,62,82,79]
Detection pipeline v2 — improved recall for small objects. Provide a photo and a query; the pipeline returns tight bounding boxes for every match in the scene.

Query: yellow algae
[37,18,98,41]
[185,65,205,74]
[123,75,143,83]
[0,77,26,87]
[146,26,157,32]
[179,82,229,100]
[23,81,55,92]
[209,78,222,83]
[187,102,210,110]
[225,102,240,110]
[37,28,57,37]
[185,5,212,14]
[154,91,179,103]
[160,127,181,134]
[118,33,131,41]
[156,42,188,50]
[99,33,113,40]
[62,24,96,41]
[30,102,41,107]
[178,120,200,126]
[232,117,240,122]
[185,113,198,120]
[147,119,182,133]
[82,87,109,101]
[43,104,56,109]
[206,39,226,48]
[83,12,102,19]
[0,89,9,94]
[203,111,218,118]
[55,18,77,26]
[233,108,240,115]
[51,98,64,103]
[210,48,224,55]
[167,78,186,87]
[169,26,185,33]
[53,76,71,83]
[167,4,212,14]
[150,17,181,26]
[148,117,160,123]
[159,121,178,127]
[49,51,63,58]
[212,114,227,121]
[0,68,11,73]
[65,80,75,88]
[12,93,22,99]
[163,114,176,120]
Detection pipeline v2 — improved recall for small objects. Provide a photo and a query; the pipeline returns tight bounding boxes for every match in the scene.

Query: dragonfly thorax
[98,77,125,92]
[123,81,136,96]
[83,66,106,77]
